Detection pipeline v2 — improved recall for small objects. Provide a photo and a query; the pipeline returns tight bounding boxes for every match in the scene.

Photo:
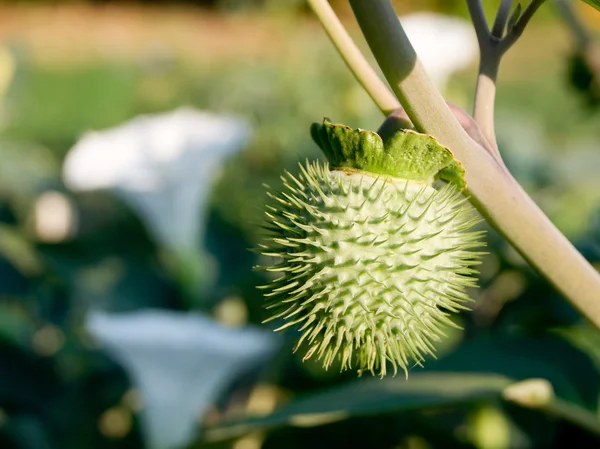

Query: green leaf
[436,160,466,190]
[0,302,35,349]
[507,3,522,33]
[202,371,600,443]
[203,372,512,442]
[201,334,600,443]
[311,119,467,190]
[0,224,43,276]
[581,0,600,13]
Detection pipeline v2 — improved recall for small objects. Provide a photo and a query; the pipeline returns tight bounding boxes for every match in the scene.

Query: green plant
[204,1,600,445]
[256,0,600,374]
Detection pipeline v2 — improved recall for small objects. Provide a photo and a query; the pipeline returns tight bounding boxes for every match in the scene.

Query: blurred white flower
[87,309,278,449]
[62,107,252,253]
[400,12,478,92]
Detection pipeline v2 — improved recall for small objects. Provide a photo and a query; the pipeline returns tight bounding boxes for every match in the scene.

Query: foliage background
[1,1,600,448]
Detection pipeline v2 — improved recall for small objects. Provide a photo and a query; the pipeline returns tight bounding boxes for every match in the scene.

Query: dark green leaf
[203,372,512,442]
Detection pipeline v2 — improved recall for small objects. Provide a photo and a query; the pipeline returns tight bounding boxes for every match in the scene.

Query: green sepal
[311,118,467,190]
[436,160,466,191]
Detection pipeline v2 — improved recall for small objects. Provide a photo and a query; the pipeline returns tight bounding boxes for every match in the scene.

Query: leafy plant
[206,0,600,446]
[2,1,600,449]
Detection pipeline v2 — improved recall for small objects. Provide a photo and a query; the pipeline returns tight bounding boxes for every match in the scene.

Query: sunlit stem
[467,0,547,160]
[347,0,600,329]
[307,0,401,116]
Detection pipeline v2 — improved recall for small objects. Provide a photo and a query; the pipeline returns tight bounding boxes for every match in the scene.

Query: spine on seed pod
[257,116,485,377]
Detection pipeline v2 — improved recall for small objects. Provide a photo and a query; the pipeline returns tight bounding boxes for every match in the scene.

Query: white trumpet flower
[62,107,252,253]
[87,309,278,449]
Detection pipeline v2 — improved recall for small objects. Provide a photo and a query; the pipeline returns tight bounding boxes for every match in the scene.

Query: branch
[348,0,600,328]
[309,0,499,158]
[473,61,502,161]
[466,0,491,46]
[492,0,513,39]
[467,1,502,160]
[307,0,401,116]
[498,0,548,54]
[468,0,547,161]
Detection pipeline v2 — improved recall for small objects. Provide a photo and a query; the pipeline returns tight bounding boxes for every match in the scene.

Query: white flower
[400,12,478,92]
[62,107,252,253]
[86,309,278,449]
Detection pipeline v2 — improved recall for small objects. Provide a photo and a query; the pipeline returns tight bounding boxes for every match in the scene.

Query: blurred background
[1,0,600,448]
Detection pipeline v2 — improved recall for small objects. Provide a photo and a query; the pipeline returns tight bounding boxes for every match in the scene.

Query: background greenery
[1,1,600,448]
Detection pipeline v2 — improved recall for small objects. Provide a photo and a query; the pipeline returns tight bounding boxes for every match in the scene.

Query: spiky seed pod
[257,119,485,377]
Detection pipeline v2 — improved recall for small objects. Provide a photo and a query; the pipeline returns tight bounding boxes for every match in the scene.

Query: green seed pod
[258,119,484,376]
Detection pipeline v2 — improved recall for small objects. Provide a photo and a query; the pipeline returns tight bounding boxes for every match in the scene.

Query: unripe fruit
[258,119,484,376]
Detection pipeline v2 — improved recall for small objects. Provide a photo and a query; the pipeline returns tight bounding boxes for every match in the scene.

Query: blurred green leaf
[203,371,600,444]
[202,372,513,442]
[0,302,34,348]
[0,225,43,276]
[5,64,138,154]
[0,141,58,198]
[554,324,600,374]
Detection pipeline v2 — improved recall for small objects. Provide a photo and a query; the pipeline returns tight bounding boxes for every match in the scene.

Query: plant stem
[492,0,513,38]
[467,0,501,157]
[348,0,600,328]
[468,0,546,160]
[473,56,502,160]
[466,0,490,43]
[308,0,502,155]
[307,0,400,116]
[498,0,548,54]
[546,398,600,436]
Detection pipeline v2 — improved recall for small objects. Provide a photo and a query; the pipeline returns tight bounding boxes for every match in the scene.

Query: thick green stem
[349,0,600,328]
